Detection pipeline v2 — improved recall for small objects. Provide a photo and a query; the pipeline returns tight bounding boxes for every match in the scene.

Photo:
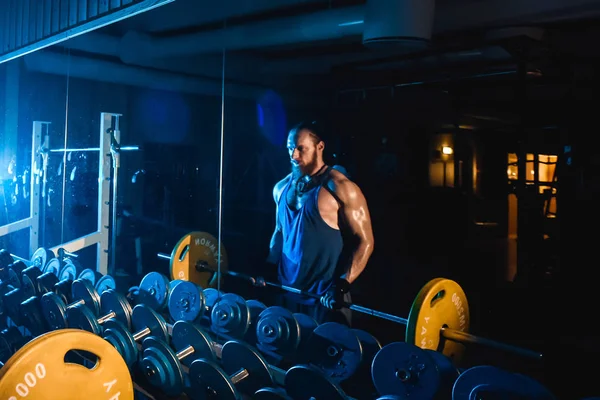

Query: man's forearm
[266,230,282,264]
[342,240,373,284]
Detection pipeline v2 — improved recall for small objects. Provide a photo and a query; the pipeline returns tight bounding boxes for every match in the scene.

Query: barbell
[157,231,544,365]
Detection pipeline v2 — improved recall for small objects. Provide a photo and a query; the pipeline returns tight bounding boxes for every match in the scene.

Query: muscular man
[265,121,374,325]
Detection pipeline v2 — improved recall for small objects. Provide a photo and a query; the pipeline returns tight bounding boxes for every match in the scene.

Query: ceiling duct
[362,0,436,50]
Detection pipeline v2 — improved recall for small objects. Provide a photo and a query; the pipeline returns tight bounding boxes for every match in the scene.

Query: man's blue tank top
[277,170,344,304]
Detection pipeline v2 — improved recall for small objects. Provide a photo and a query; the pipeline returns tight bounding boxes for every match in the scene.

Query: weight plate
[188,358,238,400]
[452,365,555,400]
[21,266,43,297]
[20,296,48,337]
[169,231,229,289]
[71,279,101,316]
[3,287,27,326]
[293,312,319,363]
[256,306,301,358]
[221,340,274,395]
[211,293,251,339]
[67,303,102,335]
[405,278,470,364]
[254,387,293,399]
[78,268,101,286]
[0,329,134,399]
[425,349,461,397]
[245,299,267,344]
[54,279,72,304]
[371,342,443,399]
[40,292,68,330]
[59,259,79,281]
[35,271,59,295]
[168,280,206,323]
[203,288,222,311]
[102,319,138,370]
[131,304,169,342]
[140,337,185,396]
[352,328,382,380]
[138,271,171,311]
[43,257,63,276]
[0,249,13,271]
[95,274,116,294]
[100,289,133,330]
[285,364,348,400]
[172,321,216,365]
[31,247,54,271]
[307,322,363,382]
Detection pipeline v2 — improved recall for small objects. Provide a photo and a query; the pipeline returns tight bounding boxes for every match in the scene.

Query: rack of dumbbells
[0,231,566,399]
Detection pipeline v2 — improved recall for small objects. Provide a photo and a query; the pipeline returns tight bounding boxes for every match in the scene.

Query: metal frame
[0,112,120,275]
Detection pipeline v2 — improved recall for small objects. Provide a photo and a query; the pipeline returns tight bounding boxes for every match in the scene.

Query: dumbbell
[102,303,169,369]
[139,320,223,396]
[66,289,132,334]
[188,339,276,400]
[255,306,319,364]
[371,341,460,399]
[40,279,101,330]
[253,387,293,400]
[284,364,351,400]
[137,271,182,312]
[167,279,223,328]
[210,292,266,342]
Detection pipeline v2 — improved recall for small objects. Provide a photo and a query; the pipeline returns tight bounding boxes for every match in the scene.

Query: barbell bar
[186,260,543,362]
[45,145,140,153]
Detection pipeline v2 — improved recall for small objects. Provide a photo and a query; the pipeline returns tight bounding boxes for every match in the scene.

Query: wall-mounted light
[442,145,453,155]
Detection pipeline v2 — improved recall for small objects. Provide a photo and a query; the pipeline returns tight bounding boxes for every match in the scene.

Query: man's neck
[306,162,326,178]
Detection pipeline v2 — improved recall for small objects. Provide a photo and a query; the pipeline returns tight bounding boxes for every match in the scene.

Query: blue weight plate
[245,299,267,344]
[293,312,318,362]
[285,364,348,400]
[43,258,62,277]
[188,358,238,400]
[78,269,99,286]
[95,274,116,294]
[31,247,54,270]
[452,365,520,400]
[140,337,185,396]
[203,288,222,312]
[168,280,205,323]
[256,306,301,357]
[171,320,216,365]
[210,293,250,339]
[307,322,363,382]
[253,387,292,399]
[100,289,132,330]
[67,303,101,334]
[132,304,168,342]
[40,292,68,330]
[71,279,101,315]
[371,342,442,399]
[20,266,41,297]
[35,271,58,295]
[425,349,461,396]
[103,319,138,369]
[222,340,274,395]
[58,259,78,281]
[352,328,382,373]
[138,272,170,311]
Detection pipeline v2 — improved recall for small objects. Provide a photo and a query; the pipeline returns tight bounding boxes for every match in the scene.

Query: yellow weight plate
[0,329,133,399]
[169,231,228,289]
[405,278,470,365]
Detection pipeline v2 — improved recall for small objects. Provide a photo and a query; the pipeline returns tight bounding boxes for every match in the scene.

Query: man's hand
[251,276,266,287]
[321,278,351,310]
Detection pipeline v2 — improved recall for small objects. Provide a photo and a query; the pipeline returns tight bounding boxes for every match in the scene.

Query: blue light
[338,20,364,27]
[257,103,264,127]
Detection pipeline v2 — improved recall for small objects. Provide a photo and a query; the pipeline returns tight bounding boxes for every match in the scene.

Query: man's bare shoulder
[326,168,362,200]
[273,173,292,202]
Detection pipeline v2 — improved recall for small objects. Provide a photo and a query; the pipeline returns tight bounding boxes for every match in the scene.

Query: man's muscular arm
[266,177,287,265]
[332,175,375,284]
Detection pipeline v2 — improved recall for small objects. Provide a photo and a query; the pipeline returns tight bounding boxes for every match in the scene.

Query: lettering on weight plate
[8,363,47,399]
[451,292,467,330]
[104,379,121,399]
[194,237,224,263]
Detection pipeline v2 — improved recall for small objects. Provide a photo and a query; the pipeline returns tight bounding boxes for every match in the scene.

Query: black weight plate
[0,249,13,271]
[132,304,168,342]
[54,279,72,304]
[140,336,185,396]
[425,349,461,397]
[352,328,382,374]
[372,342,442,399]
[221,340,274,395]
[172,320,216,365]
[103,319,138,369]
[256,306,301,358]
[95,274,116,294]
[3,287,27,326]
[40,292,68,330]
[21,266,43,297]
[168,280,205,323]
[43,258,63,276]
[138,272,170,311]
[211,293,251,339]
[189,358,238,400]
[71,279,101,315]
[30,247,54,271]
[285,364,348,400]
[20,296,48,336]
[78,268,101,286]
[245,299,267,344]
[35,271,59,295]
[100,289,132,330]
[254,387,293,399]
[307,322,363,382]
[5,263,22,289]
[67,303,102,335]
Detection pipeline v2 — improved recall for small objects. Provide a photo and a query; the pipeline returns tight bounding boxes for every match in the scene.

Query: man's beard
[290,156,318,179]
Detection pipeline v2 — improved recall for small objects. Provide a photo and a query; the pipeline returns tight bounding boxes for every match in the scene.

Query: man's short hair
[289,121,325,144]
